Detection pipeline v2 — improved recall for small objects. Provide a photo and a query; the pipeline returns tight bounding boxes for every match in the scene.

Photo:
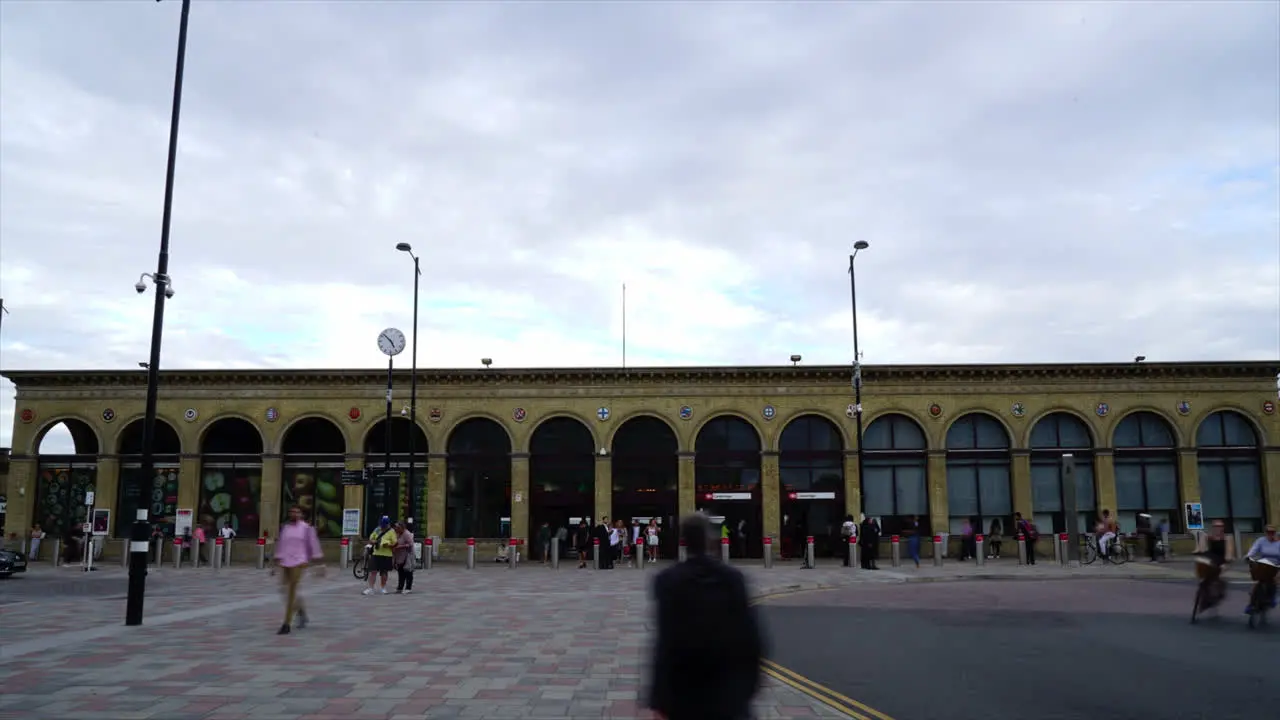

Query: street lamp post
[396,243,421,530]
[848,240,870,520]
[128,0,192,628]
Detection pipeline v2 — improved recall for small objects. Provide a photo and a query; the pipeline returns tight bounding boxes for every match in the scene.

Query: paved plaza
[0,554,1261,720]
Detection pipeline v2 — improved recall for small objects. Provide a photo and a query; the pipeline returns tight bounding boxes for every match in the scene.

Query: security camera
[163,286,175,299]
[135,281,147,294]
[598,447,608,456]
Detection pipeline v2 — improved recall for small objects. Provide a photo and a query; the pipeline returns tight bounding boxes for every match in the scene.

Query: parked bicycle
[1082,533,1131,565]
[352,543,373,581]
[1246,557,1278,629]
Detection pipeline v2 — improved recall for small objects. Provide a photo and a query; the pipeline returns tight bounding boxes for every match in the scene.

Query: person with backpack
[1015,512,1038,565]
[362,516,397,595]
[645,513,765,720]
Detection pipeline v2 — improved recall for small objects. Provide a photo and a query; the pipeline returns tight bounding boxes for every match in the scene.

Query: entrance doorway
[530,417,595,561]
[445,418,512,539]
[611,416,679,560]
[695,416,763,559]
[779,414,847,557]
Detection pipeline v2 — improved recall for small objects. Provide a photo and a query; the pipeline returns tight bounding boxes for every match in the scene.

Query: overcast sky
[2,1,1278,453]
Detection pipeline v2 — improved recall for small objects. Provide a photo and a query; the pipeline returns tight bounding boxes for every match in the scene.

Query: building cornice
[3,361,1276,391]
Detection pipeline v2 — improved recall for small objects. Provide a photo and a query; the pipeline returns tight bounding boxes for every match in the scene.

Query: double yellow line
[762,659,897,720]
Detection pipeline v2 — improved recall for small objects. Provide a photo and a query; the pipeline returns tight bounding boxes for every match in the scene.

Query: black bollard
[126,511,152,626]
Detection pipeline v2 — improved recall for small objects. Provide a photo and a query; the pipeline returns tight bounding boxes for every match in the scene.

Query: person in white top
[646,519,660,563]
[609,521,621,567]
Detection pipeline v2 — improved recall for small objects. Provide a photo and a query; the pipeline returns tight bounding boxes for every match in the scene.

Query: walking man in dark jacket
[645,513,765,720]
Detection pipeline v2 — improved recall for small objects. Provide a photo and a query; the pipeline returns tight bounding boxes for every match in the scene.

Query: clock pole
[384,354,393,485]
[377,328,406,525]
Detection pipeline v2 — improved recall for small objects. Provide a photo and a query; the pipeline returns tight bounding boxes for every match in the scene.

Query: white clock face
[377,328,406,356]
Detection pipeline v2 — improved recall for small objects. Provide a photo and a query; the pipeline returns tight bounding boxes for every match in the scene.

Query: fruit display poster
[282,467,343,537]
[199,468,261,539]
[34,466,97,539]
[117,466,179,537]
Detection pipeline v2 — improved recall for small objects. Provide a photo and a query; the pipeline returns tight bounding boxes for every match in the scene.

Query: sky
[1,1,1278,454]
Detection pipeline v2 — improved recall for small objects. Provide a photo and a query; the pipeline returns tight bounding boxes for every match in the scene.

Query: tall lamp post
[127,0,192,628]
[848,240,870,519]
[395,243,421,530]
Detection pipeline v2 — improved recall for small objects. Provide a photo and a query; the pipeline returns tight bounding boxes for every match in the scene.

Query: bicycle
[352,544,373,581]
[1082,534,1131,565]
[1246,558,1278,629]
[1190,555,1227,624]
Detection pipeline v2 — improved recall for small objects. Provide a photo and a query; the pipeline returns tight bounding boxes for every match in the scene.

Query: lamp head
[481,358,492,368]
[789,354,802,365]
[1134,355,1146,363]
[853,240,870,251]
[396,243,412,252]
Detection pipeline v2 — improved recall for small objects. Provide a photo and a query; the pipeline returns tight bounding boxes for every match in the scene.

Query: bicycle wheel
[1111,543,1130,566]
[1083,542,1098,565]
[352,556,368,581]
[1190,585,1204,624]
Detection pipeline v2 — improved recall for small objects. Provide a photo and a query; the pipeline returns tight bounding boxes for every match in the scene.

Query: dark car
[0,548,28,578]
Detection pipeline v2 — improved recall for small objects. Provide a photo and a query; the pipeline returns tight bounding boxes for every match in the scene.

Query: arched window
[529,417,595,551]
[362,418,429,533]
[695,416,763,559]
[1196,411,1264,532]
[34,419,100,544]
[1029,413,1096,534]
[282,417,348,538]
[779,415,845,557]
[199,418,264,540]
[612,416,679,556]
[116,418,182,538]
[945,413,1012,536]
[445,418,512,539]
[862,413,928,537]
[1112,411,1180,533]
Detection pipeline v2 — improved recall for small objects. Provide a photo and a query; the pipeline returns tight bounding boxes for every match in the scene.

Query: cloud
[2,1,1277,453]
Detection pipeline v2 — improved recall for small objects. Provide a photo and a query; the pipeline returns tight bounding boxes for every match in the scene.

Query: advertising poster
[175,509,194,537]
[1184,502,1204,531]
[342,508,361,536]
[117,466,179,537]
[199,468,261,539]
[91,509,110,536]
[283,467,342,537]
[34,466,96,539]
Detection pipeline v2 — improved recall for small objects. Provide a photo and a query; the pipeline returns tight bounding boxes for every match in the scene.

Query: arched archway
[445,418,511,538]
[115,418,182,537]
[945,413,1013,538]
[282,417,348,538]
[1196,410,1264,532]
[695,415,763,559]
[362,417,429,533]
[528,417,595,560]
[611,415,679,559]
[34,419,100,551]
[862,413,929,537]
[1113,411,1180,532]
[200,417,265,540]
[1029,412,1096,534]
[778,414,845,558]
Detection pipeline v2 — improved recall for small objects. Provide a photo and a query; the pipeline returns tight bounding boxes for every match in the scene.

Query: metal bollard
[213,537,223,570]
[932,535,944,567]
[721,537,731,564]
[636,538,645,570]
[193,539,203,568]
[255,538,266,570]
[890,535,901,568]
[975,534,986,566]
[592,538,600,569]
[1057,533,1067,565]
[677,538,687,563]
[763,536,774,568]
[121,539,131,568]
[52,539,62,567]
[423,537,433,571]
[340,537,351,570]
[172,538,182,569]
[466,538,476,569]
[1017,534,1027,565]
[848,537,858,571]
[151,538,161,566]
[805,536,815,569]
[550,536,559,569]
[508,539,519,570]
[225,539,233,567]
[1161,529,1171,559]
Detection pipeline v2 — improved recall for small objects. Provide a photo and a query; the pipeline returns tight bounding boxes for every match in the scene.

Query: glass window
[1114,461,1146,510]
[1196,411,1259,448]
[116,464,179,538]
[895,464,928,516]
[1114,412,1176,448]
[946,464,979,517]
[1199,462,1229,520]
[282,466,344,538]
[862,465,895,517]
[864,414,927,451]
[978,464,1012,515]
[1031,464,1061,513]
[1144,462,1179,509]
[946,414,1010,450]
[34,464,97,541]
[199,465,263,540]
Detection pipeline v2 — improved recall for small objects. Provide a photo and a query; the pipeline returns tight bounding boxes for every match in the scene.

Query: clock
[377,328,406,356]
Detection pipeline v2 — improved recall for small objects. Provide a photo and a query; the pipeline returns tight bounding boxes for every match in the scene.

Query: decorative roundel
[762,405,776,421]
[1095,403,1110,417]
[928,403,943,419]
[265,407,280,423]
[596,407,611,422]
[19,408,35,424]
[1175,401,1191,416]
[1010,403,1025,418]
[102,408,116,423]
[1263,400,1276,416]
[183,408,199,423]
[845,404,857,419]
[348,407,362,422]
[513,407,527,423]
[429,407,443,423]
[679,406,693,420]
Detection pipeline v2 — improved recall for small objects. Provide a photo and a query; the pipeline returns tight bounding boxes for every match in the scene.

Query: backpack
[841,521,855,538]
[1025,522,1039,540]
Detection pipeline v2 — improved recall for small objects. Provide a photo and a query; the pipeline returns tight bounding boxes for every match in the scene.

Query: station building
[2,362,1277,560]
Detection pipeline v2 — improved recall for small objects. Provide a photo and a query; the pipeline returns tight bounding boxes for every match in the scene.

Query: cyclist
[1096,509,1119,561]
[1243,524,1280,616]
[1195,520,1230,610]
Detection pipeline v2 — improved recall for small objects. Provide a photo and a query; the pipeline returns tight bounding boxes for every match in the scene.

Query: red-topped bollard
[847,535,858,571]
[172,536,183,570]
[678,537,687,563]
[422,536,434,571]
[763,536,774,569]
[932,534,944,567]
[255,536,267,570]
[1057,532,1069,565]
[721,536,732,563]
[508,538,519,570]
[635,536,647,570]
[804,535,815,569]
[1016,533,1027,565]
[466,537,476,570]
[592,537,601,569]
[890,535,901,568]
[975,533,986,566]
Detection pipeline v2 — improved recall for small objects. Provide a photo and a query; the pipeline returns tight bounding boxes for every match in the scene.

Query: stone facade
[3,362,1278,556]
